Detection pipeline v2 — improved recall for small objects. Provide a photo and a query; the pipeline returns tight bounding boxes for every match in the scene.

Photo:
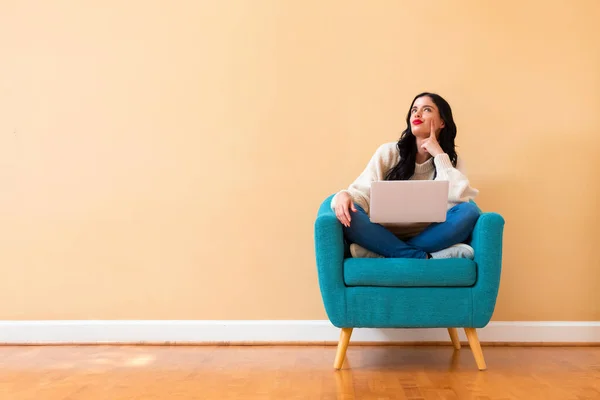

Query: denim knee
[454,202,480,225]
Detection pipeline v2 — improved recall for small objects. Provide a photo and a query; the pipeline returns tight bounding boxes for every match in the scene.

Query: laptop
[369,180,449,224]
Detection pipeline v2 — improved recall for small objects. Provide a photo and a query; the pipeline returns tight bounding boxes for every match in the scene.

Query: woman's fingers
[335,197,357,228]
[343,204,352,226]
[335,206,349,227]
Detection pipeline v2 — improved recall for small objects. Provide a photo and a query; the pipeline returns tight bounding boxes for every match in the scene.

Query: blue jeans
[342,202,481,259]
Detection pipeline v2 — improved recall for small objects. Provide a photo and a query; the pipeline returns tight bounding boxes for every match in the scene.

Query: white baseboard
[0,320,599,345]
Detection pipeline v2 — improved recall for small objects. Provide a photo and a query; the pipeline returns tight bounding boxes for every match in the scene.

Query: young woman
[331,92,480,259]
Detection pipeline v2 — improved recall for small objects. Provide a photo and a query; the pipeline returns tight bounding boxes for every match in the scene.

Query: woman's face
[409,96,445,139]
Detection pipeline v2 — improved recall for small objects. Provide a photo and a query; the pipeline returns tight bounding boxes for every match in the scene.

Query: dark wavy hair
[385,92,458,181]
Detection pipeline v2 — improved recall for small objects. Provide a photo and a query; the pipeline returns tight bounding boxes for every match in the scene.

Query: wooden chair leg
[464,328,487,370]
[334,328,353,369]
[447,328,461,350]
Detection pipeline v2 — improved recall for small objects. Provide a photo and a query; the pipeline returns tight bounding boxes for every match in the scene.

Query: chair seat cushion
[343,258,477,287]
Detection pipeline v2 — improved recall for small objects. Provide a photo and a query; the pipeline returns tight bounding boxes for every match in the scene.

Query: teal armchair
[314,194,505,370]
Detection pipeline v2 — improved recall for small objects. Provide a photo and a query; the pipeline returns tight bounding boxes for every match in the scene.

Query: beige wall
[1,0,599,321]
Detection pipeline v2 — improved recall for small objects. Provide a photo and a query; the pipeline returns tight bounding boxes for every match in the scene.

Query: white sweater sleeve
[433,153,479,203]
[330,144,394,211]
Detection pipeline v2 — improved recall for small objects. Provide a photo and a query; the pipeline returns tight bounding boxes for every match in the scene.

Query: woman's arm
[434,154,479,203]
[330,143,396,212]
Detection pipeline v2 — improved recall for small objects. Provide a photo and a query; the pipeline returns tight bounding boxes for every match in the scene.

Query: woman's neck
[415,137,432,164]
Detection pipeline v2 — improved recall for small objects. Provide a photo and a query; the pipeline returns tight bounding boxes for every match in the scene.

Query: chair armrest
[469,212,506,327]
[314,195,347,327]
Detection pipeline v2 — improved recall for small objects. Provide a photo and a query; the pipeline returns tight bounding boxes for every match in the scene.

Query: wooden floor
[1,345,600,399]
